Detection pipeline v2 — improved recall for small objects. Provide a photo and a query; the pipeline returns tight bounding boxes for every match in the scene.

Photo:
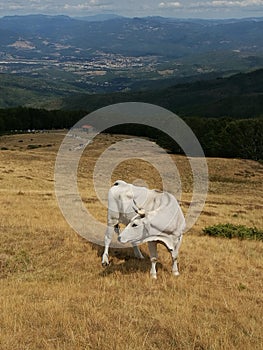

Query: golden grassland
[0,132,262,350]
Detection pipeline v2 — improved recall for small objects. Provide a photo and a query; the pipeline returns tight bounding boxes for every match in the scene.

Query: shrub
[203,223,263,241]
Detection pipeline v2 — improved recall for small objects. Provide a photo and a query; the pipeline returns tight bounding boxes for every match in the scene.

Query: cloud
[211,0,263,6]
[158,2,182,8]
[0,0,263,17]
[0,0,113,15]
[189,0,263,8]
[64,0,112,11]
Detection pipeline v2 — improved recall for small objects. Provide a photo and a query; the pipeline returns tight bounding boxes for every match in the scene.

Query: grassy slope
[0,71,84,109]
[0,132,262,349]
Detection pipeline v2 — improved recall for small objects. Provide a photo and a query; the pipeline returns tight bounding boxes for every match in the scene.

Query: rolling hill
[60,68,263,118]
[0,68,262,119]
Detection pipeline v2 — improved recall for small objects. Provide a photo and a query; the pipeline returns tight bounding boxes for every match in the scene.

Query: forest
[0,107,262,161]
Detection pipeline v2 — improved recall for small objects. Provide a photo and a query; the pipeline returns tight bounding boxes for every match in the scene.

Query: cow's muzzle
[118,235,127,244]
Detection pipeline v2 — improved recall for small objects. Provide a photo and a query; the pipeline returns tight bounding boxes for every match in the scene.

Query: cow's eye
[132,223,137,227]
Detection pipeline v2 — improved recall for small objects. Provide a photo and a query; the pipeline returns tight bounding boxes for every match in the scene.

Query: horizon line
[1,13,263,21]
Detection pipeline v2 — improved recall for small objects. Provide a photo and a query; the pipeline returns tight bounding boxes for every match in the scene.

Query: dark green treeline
[0,107,262,161]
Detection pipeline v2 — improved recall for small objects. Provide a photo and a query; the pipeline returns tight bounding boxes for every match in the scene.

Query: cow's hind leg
[148,241,158,279]
[171,235,183,276]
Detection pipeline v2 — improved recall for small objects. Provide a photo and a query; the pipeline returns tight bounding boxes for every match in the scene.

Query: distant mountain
[75,14,124,22]
[0,14,263,57]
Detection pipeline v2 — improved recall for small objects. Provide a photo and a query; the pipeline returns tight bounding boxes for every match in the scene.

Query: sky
[0,0,263,19]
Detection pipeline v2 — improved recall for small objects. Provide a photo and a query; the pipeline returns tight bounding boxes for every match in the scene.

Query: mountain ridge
[1,14,262,56]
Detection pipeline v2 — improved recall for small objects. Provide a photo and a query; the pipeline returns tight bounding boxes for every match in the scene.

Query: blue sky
[0,0,263,18]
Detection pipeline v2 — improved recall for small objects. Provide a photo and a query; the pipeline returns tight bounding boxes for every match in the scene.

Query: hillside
[0,68,262,117]
[0,132,262,349]
[61,69,263,118]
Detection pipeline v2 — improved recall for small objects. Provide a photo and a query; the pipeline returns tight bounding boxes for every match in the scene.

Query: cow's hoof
[134,253,144,260]
[135,256,145,260]
[150,273,157,279]
[102,255,110,267]
[173,271,180,276]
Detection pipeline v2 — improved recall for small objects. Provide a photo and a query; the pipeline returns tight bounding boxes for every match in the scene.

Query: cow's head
[118,207,150,244]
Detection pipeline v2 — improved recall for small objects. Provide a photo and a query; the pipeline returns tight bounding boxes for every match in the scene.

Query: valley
[0,14,263,102]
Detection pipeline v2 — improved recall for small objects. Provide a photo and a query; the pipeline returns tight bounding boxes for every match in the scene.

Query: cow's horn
[133,200,145,217]
[137,208,146,218]
[133,199,139,213]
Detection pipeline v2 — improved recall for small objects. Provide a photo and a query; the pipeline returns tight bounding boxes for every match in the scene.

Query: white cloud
[0,0,263,17]
[0,0,113,15]
[63,0,112,12]
[211,0,263,6]
[191,0,263,7]
[158,2,182,8]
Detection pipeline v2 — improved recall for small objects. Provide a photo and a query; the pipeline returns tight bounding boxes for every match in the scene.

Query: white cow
[102,180,185,278]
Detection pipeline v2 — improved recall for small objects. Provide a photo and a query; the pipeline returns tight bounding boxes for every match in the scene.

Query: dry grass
[0,132,262,350]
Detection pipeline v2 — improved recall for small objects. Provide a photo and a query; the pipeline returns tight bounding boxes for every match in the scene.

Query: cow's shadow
[91,243,165,276]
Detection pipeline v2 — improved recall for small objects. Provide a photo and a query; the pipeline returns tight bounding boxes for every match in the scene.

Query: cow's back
[107,181,185,234]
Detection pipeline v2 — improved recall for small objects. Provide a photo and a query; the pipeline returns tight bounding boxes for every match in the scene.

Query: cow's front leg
[172,257,179,276]
[148,241,158,279]
[171,235,183,276]
[132,244,144,260]
[102,225,115,266]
